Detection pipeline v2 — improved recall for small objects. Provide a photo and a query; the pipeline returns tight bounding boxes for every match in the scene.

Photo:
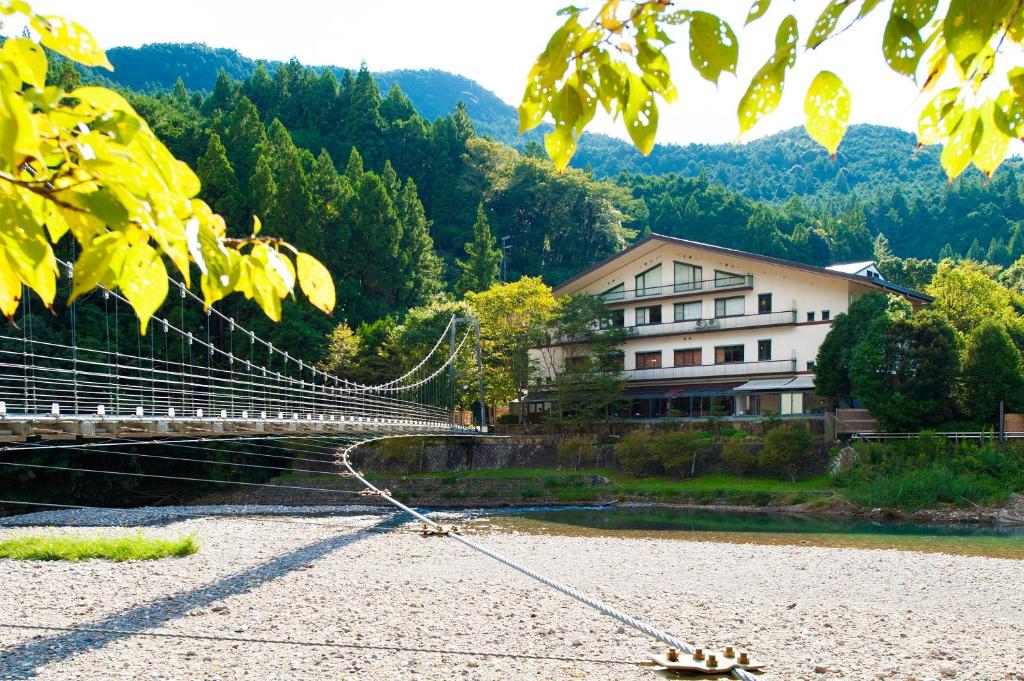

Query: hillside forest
[29,44,1024,377]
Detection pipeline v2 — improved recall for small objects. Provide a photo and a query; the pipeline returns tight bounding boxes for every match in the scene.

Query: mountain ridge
[89,43,1023,208]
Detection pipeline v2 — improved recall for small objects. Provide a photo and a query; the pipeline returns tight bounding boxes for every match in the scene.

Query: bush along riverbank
[192,425,1024,524]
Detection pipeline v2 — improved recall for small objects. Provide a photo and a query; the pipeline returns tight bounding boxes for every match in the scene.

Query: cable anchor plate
[649,647,764,675]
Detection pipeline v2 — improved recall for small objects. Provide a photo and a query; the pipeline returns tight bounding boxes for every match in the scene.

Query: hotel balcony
[627,310,798,338]
[599,274,754,304]
[625,358,797,381]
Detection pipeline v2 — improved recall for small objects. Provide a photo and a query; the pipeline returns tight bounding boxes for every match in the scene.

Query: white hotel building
[530,234,929,420]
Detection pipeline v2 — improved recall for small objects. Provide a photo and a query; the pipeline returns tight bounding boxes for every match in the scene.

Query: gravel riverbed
[1,505,1022,680]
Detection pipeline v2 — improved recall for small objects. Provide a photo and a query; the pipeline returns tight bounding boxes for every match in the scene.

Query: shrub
[759,423,814,481]
[557,435,597,470]
[496,413,520,425]
[613,430,660,475]
[721,440,758,475]
[613,429,709,477]
[649,430,707,478]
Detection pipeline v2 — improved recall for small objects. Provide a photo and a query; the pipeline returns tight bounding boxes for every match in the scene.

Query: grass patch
[0,531,198,561]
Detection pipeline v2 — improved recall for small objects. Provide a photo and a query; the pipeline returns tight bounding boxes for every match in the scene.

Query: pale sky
[33,1,936,146]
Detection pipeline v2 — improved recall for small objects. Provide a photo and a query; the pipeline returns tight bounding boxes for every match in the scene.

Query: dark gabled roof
[553,233,933,302]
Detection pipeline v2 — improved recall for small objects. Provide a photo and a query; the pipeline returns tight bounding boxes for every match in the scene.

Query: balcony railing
[625,358,797,381]
[599,274,753,304]
[627,310,797,337]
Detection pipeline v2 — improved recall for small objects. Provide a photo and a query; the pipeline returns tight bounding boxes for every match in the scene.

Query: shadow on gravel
[0,513,405,678]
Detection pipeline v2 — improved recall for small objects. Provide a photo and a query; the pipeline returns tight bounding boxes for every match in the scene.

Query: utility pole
[499,236,512,283]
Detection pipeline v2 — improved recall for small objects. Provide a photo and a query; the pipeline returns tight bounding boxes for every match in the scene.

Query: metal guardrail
[625,358,797,380]
[627,310,797,338]
[598,274,753,304]
[850,431,1024,441]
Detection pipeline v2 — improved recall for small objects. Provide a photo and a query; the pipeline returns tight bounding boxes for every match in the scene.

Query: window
[757,339,772,361]
[714,296,745,317]
[635,265,662,297]
[758,293,772,314]
[674,262,703,292]
[674,348,702,366]
[600,309,625,328]
[821,309,831,321]
[635,304,662,325]
[566,355,588,372]
[673,301,702,322]
[806,311,815,322]
[601,283,625,302]
[635,351,662,369]
[715,344,745,364]
[714,269,745,288]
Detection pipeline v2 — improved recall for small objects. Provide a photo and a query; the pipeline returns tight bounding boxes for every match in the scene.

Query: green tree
[540,294,627,429]
[456,203,501,296]
[960,321,1024,422]
[465,277,558,427]
[926,259,1017,339]
[308,149,354,282]
[203,68,235,115]
[248,154,280,233]
[343,64,386,169]
[262,119,318,255]
[815,292,889,406]
[850,308,961,431]
[396,178,444,308]
[317,322,361,375]
[196,132,246,233]
[223,96,268,189]
[344,170,405,323]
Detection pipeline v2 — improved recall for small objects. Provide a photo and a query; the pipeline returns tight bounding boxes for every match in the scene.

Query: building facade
[530,234,929,420]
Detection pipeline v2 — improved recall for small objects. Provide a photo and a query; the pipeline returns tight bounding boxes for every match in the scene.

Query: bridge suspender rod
[337,436,758,681]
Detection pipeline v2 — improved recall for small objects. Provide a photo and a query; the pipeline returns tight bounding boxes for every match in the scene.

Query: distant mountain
[93,43,1021,200]
[92,43,520,141]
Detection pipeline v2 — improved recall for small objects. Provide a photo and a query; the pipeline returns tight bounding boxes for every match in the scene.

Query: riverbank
[1,507,1021,680]
[193,468,1024,527]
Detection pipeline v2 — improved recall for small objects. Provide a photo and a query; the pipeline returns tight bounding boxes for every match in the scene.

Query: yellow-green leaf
[892,0,939,28]
[0,250,21,319]
[807,0,855,49]
[737,16,798,136]
[745,0,771,25]
[687,11,737,84]
[942,0,999,71]
[296,252,336,314]
[31,15,112,70]
[940,107,980,180]
[1,37,47,88]
[120,241,168,334]
[70,230,127,302]
[882,14,924,76]
[623,72,658,155]
[972,100,1009,176]
[994,89,1024,137]
[804,71,850,157]
[918,88,963,145]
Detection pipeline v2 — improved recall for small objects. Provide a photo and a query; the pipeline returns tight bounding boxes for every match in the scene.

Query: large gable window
[714,269,746,288]
[601,283,625,302]
[635,265,662,297]
[674,262,702,292]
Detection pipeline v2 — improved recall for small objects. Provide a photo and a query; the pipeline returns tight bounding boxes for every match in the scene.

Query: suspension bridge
[0,262,763,679]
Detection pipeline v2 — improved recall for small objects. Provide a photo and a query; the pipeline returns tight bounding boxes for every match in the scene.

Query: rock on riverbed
[0,506,1022,680]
